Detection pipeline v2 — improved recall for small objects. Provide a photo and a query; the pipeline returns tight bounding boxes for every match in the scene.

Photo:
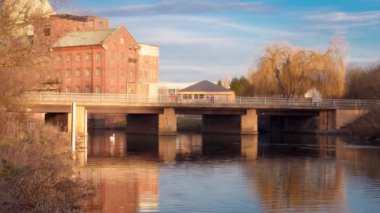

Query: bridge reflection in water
[79,131,380,213]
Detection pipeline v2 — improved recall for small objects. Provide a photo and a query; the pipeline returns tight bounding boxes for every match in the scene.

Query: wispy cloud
[306,11,380,29]
[87,0,272,17]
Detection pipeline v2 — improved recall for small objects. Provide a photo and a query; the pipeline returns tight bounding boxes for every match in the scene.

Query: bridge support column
[241,109,258,135]
[159,108,177,135]
[68,103,88,161]
[319,110,336,133]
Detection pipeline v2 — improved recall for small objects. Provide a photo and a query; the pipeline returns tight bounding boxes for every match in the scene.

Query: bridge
[20,92,378,152]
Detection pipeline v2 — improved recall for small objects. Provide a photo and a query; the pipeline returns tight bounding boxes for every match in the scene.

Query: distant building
[33,14,159,95]
[177,80,235,103]
[148,82,196,99]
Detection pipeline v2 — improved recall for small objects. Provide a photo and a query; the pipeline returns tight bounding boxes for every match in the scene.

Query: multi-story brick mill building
[34,14,159,95]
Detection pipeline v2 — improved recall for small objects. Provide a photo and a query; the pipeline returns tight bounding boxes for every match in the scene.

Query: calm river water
[80,130,380,213]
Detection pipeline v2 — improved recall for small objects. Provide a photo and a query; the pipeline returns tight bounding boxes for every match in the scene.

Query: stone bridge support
[68,103,88,158]
[319,110,336,133]
[241,109,258,135]
[127,108,177,135]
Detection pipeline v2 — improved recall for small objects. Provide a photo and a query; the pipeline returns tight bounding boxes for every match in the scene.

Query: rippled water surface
[80,130,380,213]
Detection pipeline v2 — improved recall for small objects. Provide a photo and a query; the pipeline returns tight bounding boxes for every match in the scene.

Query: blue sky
[62,0,380,82]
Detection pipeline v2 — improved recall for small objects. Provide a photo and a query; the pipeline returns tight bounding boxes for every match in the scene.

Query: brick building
[34,14,159,95]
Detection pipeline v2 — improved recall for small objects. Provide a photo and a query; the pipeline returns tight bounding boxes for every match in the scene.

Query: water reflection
[245,135,345,212]
[87,130,258,162]
[81,131,380,213]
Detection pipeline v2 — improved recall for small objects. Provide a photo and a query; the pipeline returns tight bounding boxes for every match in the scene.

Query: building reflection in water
[244,134,345,213]
[80,131,380,212]
[82,130,258,212]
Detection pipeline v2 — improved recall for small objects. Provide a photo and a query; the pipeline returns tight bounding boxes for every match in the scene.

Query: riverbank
[346,108,380,144]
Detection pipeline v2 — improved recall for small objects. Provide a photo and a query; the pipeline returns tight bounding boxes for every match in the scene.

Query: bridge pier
[241,109,258,135]
[158,108,177,135]
[68,103,88,157]
[319,110,336,133]
[127,108,177,135]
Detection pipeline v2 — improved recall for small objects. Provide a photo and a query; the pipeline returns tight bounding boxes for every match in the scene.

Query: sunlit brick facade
[34,14,159,95]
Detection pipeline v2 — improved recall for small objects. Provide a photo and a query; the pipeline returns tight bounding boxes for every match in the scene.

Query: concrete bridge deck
[19,92,379,153]
[22,92,380,112]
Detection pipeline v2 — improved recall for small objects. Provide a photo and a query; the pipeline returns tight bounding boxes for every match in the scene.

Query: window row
[65,86,101,93]
[56,53,102,63]
[182,94,205,100]
[62,68,102,78]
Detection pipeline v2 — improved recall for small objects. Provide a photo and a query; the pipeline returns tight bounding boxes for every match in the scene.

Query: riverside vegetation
[0,0,92,212]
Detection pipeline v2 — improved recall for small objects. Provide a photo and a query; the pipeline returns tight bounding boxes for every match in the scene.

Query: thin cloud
[87,0,272,17]
[306,11,380,29]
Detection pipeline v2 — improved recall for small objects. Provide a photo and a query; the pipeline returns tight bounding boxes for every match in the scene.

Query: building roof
[180,80,231,92]
[50,14,88,22]
[53,29,116,48]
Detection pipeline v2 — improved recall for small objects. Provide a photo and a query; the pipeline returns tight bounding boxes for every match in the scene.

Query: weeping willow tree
[250,38,346,98]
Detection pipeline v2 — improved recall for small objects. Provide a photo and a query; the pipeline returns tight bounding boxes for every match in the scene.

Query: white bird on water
[109,133,115,143]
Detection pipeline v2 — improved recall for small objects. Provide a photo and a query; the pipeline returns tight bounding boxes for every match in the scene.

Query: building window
[56,55,62,62]
[194,94,199,99]
[75,54,81,62]
[200,94,204,99]
[96,68,101,76]
[66,56,71,62]
[95,86,101,93]
[128,58,137,63]
[56,71,61,81]
[98,21,103,27]
[65,70,71,78]
[96,53,101,61]
[183,94,192,99]
[43,26,51,36]
[88,21,94,28]
[85,69,91,77]
[75,69,81,77]
[85,86,91,93]
[86,53,91,61]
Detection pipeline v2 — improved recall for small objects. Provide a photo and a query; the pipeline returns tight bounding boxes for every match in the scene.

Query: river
[79,130,380,213]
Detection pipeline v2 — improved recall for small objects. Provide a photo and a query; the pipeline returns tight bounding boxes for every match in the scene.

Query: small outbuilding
[177,80,235,103]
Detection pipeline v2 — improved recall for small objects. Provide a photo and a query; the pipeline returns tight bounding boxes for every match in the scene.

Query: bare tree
[0,0,56,109]
[1,1,93,211]
[249,38,346,98]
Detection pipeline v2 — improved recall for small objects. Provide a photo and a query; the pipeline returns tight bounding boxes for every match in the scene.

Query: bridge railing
[21,92,380,109]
